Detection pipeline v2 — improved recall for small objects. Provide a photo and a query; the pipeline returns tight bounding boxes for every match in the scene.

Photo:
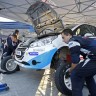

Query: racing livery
[14,1,96,70]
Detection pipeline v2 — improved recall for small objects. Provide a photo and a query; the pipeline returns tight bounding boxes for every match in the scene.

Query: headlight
[30,36,57,47]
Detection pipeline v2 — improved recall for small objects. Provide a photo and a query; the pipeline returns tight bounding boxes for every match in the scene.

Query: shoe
[16,66,20,71]
[0,86,9,92]
[0,83,7,87]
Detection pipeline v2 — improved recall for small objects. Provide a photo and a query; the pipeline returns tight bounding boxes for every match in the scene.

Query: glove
[65,71,70,79]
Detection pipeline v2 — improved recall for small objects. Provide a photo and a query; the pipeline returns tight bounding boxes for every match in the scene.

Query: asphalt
[0,54,96,96]
[0,68,64,96]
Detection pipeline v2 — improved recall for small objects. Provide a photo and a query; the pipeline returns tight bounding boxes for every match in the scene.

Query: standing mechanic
[13,29,19,39]
[61,29,96,96]
[3,34,18,56]
[2,29,20,57]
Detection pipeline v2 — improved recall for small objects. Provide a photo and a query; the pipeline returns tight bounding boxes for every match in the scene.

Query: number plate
[16,51,21,56]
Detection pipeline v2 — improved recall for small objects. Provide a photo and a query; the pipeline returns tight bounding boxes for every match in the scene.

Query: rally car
[1,1,96,74]
[15,1,96,71]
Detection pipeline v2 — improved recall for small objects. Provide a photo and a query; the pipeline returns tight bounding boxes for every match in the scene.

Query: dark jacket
[4,36,19,55]
[68,36,96,64]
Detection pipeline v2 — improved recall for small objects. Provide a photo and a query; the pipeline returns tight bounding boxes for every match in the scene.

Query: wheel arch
[50,46,70,69]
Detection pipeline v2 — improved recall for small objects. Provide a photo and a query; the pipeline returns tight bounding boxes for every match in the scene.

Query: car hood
[26,1,64,35]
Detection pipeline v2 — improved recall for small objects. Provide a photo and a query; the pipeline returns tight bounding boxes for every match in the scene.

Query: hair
[13,29,19,35]
[12,34,17,39]
[62,29,73,36]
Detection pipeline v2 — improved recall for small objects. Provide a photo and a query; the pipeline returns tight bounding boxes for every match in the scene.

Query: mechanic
[13,29,21,44]
[2,29,20,56]
[61,29,96,96]
[13,29,19,39]
[4,34,18,56]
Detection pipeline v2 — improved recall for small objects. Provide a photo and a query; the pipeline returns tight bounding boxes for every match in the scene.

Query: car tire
[1,56,20,74]
[55,63,72,96]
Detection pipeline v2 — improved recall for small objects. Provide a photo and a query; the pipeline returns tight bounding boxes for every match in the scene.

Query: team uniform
[68,36,96,96]
[3,36,18,56]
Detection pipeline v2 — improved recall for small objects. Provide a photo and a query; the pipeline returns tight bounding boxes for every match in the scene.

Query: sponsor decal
[33,48,45,52]
[29,52,38,56]
[16,51,21,56]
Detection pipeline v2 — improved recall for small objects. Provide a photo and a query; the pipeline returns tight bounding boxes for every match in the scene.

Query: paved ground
[0,67,65,96]
[0,54,96,96]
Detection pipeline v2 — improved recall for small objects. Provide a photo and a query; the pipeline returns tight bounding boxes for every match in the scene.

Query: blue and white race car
[14,23,96,70]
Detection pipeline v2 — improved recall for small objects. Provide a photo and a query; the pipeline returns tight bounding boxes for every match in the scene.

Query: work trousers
[71,58,96,96]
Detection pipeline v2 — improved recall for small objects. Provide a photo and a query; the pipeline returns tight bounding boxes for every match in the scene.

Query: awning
[0,0,96,25]
[0,22,34,29]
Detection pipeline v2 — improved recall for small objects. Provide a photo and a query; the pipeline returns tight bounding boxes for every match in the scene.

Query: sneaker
[0,86,9,92]
[0,83,7,88]
[16,66,20,71]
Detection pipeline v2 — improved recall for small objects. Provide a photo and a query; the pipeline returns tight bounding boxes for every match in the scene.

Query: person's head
[13,29,19,39]
[11,34,17,42]
[61,29,73,43]
[14,29,19,35]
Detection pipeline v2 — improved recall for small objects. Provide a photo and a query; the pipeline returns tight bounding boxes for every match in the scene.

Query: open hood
[0,0,96,26]
[26,1,64,35]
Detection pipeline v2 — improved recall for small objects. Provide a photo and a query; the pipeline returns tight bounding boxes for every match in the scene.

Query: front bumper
[15,45,57,69]
[14,61,31,68]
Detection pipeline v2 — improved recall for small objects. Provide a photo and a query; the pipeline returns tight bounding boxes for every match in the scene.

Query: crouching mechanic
[61,29,96,96]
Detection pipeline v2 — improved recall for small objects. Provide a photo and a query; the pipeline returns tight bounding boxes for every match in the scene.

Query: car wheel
[55,63,72,96]
[1,56,20,74]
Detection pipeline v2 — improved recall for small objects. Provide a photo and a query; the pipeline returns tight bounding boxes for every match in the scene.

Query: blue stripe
[26,48,57,69]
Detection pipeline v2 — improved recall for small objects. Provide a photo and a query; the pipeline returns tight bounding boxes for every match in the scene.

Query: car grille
[16,47,27,60]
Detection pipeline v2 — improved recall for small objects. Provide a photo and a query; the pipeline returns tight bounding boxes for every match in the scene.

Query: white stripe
[82,58,90,67]
[80,48,90,54]
[68,41,80,48]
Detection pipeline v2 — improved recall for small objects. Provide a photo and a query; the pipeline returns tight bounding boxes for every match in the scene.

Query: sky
[0,17,15,22]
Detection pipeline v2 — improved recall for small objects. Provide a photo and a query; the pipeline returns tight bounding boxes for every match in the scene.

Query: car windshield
[23,38,36,45]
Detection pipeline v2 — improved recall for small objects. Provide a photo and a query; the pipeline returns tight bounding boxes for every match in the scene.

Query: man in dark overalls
[61,29,96,96]
[5,34,18,56]
[2,30,19,56]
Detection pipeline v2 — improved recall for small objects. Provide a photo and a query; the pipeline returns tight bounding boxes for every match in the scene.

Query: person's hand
[12,55,15,59]
[65,70,71,79]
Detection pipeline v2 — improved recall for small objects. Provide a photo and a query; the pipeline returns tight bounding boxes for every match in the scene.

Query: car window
[75,28,81,35]
[73,24,96,36]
